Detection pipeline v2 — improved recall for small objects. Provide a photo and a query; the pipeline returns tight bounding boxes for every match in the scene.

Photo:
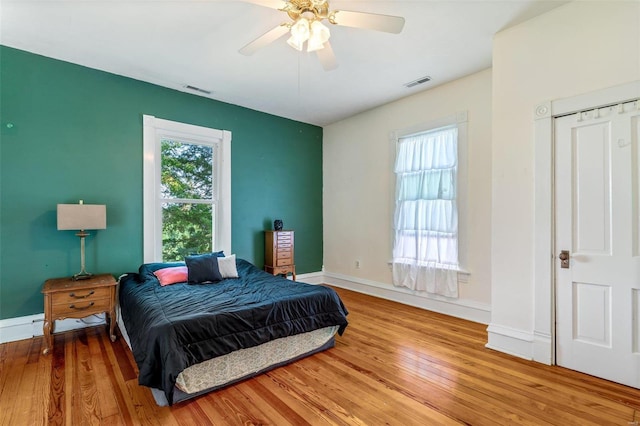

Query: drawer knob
[69,302,95,310]
[69,290,95,299]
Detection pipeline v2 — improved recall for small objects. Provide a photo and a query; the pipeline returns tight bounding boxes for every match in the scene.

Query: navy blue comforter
[119,259,348,405]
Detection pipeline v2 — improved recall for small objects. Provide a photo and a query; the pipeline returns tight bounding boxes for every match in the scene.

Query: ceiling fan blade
[316,42,338,71]
[240,0,287,10]
[239,24,290,56]
[331,10,405,34]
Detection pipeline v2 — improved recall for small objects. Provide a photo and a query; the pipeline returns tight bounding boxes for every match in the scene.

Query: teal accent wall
[0,46,323,320]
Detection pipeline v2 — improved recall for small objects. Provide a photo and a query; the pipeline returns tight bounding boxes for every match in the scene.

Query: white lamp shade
[307,34,325,52]
[287,34,305,51]
[287,17,310,51]
[305,20,330,52]
[290,18,310,41]
[57,204,107,230]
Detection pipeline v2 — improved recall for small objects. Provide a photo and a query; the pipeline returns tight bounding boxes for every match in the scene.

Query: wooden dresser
[264,230,296,280]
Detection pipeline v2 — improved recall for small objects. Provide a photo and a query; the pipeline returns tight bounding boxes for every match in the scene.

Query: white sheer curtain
[392,126,459,298]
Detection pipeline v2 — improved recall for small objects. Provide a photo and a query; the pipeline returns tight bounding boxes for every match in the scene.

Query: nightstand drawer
[53,297,112,317]
[51,287,111,305]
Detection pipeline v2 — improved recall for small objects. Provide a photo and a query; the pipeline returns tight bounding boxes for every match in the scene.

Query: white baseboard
[290,271,325,285]
[485,323,535,360]
[533,331,553,365]
[323,271,491,324]
[0,314,44,344]
[0,313,106,344]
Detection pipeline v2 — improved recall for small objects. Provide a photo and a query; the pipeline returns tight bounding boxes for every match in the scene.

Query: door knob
[559,250,570,269]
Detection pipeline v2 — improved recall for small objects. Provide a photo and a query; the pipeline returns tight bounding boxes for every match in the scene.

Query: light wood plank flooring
[1,287,639,425]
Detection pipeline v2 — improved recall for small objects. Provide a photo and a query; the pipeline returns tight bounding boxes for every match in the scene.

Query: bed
[117,257,349,406]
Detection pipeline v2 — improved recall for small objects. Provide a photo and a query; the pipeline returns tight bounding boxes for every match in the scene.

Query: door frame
[532,80,640,365]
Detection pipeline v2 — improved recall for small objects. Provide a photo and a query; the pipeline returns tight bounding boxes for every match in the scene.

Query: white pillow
[218,254,239,279]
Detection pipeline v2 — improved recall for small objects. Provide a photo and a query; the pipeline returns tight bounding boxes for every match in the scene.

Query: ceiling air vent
[404,76,431,88]
[184,85,212,95]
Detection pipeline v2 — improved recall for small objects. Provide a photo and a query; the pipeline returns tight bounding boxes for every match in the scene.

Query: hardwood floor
[1,287,639,425]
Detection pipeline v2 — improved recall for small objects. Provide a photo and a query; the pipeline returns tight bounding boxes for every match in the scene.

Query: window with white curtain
[392,119,464,298]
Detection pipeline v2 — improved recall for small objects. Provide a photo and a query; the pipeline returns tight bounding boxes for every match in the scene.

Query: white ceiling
[0,0,568,126]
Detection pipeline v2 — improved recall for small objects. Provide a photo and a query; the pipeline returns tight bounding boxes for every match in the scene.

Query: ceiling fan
[239,0,405,71]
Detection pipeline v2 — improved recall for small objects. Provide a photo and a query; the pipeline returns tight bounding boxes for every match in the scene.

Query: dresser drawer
[276,249,293,259]
[277,247,292,256]
[277,232,293,241]
[276,258,293,266]
[272,265,294,275]
[53,297,112,318]
[51,286,111,305]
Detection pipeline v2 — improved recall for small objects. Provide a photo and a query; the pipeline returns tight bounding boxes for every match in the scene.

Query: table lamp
[57,200,107,280]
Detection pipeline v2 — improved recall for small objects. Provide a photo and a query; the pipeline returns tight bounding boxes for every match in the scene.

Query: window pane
[162,203,213,261]
[161,140,213,199]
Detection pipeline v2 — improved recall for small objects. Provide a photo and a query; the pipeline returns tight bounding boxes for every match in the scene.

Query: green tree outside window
[161,140,215,261]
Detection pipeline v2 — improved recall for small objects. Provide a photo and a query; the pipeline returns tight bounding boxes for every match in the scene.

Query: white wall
[323,69,493,323]
[489,1,640,359]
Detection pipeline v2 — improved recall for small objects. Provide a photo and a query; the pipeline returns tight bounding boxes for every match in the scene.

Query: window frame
[142,115,232,263]
[390,111,468,272]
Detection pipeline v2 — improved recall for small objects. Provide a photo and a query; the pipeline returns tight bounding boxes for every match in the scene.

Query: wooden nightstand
[41,274,117,355]
[265,230,296,280]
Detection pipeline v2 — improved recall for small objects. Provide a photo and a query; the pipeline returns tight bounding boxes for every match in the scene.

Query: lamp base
[73,231,93,281]
[72,271,93,281]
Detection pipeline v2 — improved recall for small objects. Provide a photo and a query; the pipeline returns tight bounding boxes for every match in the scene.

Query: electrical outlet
[355,260,361,269]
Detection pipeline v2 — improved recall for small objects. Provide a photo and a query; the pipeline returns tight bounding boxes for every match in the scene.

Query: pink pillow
[154,266,188,286]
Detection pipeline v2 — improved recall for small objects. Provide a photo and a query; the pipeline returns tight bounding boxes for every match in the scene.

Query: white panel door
[555,101,640,388]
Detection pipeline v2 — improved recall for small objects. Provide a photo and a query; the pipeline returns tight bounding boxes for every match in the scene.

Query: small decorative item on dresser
[274,219,283,231]
[264,230,296,280]
[41,274,118,355]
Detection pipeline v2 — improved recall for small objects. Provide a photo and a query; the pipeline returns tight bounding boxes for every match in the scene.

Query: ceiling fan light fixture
[240,0,405,71]
[307,20,330,52]
[306,36,324,52]
[287,17,310,50]
[287,34,304,51]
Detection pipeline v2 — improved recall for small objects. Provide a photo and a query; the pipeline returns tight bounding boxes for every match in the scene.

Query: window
[394,125,458,266]
[391,113,467,297]
[143,115,231,263]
